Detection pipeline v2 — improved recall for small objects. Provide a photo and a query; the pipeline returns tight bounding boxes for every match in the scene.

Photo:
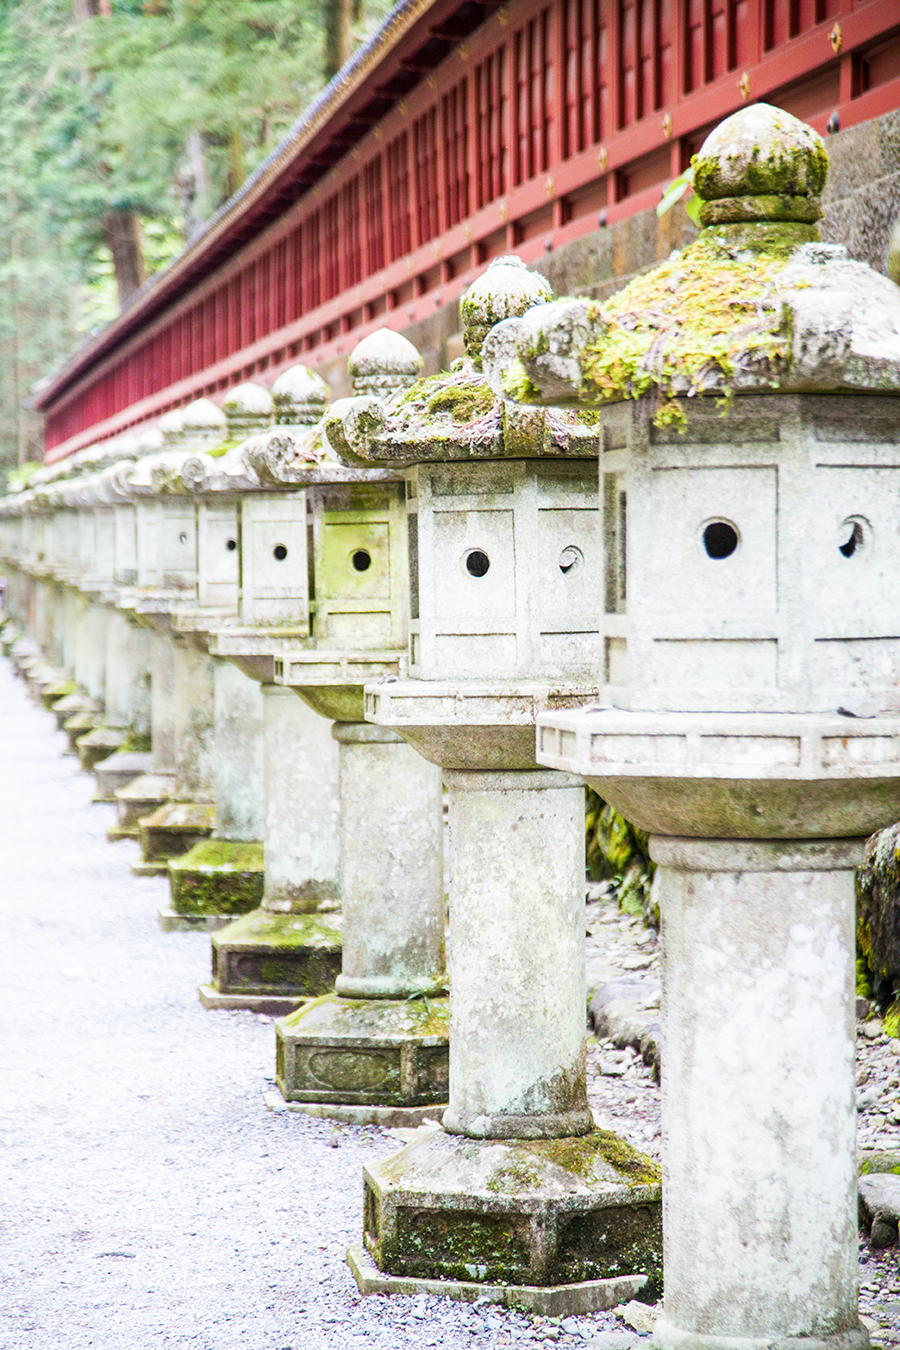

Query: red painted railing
[42,0,900,460]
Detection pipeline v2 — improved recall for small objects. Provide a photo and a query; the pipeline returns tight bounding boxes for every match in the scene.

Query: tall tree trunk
[104,208,146,306]
[180,131,211,241]
[324,0,355,79]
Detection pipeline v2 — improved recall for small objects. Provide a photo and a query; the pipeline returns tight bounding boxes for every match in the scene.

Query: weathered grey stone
[222,382,273,438]
[362,1125,661,1289]
[859,1173,900,1246]
[348,329,422,396]
[270,362,330,425]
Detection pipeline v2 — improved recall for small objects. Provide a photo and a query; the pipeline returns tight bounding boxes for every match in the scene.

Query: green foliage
[585,788,657,926]
[657,166,702,226]
[0,0,392,472]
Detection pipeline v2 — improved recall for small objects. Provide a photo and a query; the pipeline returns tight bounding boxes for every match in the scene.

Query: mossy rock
[586,789,657,926]
[857,823,900,1005]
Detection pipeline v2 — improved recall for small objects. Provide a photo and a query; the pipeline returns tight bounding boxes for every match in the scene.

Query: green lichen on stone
[500,358,543,404]
[652,400,688,434]
[586,790,657,925]
[579,229,799,408]
[371,1129,661,1289]
[425,380,495,424]
[169,838,265,915]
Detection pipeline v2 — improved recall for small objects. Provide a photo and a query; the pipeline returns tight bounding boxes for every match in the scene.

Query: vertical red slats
[475,47,507,206]
[386,132,412,261]
[363,156,385,274]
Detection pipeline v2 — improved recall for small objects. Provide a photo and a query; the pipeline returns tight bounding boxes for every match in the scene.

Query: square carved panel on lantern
[308,482,407,649]
[602,393,900,716]
[156,499,198,594]
[196,501,240,612]
[239,492,309,630]
[407,458,600,681]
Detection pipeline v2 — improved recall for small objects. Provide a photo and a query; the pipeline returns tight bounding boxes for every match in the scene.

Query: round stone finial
[157,408,185,447]
[222,382,274,437]
[270,364,330,425]
[179,397,227,452]
[348,329,423,398]
[461,256,553,366]
[693,103,828,227]
[136,426,164,457]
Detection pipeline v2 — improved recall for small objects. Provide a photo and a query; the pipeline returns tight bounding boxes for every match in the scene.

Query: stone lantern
[496,103,900,1350]
[328,260,660,1307]
[172,368,343,1002]
[112,398,230,880]
[261,334,450,1124]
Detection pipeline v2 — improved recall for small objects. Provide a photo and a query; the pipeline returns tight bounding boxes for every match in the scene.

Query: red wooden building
[33,0,900,462]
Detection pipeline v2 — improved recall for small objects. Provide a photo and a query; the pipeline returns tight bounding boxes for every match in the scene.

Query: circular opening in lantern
[465,549,490,577]
[558,545,583,576]
[838,517,866,558]
[703,521,739,559]
[226,538,237,552]
[352,549,372,572]
[273,544,288,561]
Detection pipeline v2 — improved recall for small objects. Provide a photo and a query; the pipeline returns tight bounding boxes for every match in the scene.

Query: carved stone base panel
[275,994,450,1108]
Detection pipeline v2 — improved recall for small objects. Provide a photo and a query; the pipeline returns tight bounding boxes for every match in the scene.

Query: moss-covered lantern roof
[481,104,900,425]
[325,257,603,465]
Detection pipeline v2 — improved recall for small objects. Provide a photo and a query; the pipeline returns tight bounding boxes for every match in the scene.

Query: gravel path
[0,655,647,1350]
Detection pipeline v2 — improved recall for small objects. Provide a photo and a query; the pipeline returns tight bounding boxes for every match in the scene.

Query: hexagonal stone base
[204,907,343,1008]
[347,1241,649,1315]
[275,994,450,1108]
[168,838,264,916]
[51,692,92,730]
[139,800,215,866]
[362,1126,662,1290]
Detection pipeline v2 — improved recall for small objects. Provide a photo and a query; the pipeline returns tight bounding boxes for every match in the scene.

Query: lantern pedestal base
[110,772,175,840]
[76,724,127,773]
[135,799,215,875]
[200,906,343,1011]
[651,1319,869,1350]
[166,837,265,921]
[362,1125,661,1291]
[93,750,153,802]
[275,993,450,1109]
[347,1240,649,1315]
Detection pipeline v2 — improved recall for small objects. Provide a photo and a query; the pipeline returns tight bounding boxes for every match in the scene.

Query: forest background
[0,0,391,478]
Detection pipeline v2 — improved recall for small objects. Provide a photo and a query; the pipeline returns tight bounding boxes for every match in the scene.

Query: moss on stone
[578,228,805,408]
[426,381,495,423]
[169,838,265,915]
[857,823,900,1005]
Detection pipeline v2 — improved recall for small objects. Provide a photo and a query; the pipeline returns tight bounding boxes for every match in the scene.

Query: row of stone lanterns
[2,100,891,1342]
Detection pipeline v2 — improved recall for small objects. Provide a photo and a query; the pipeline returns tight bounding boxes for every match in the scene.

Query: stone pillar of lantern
[327,261,661,1303]
[175,342,448,1113]
[496,103,900,1349]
